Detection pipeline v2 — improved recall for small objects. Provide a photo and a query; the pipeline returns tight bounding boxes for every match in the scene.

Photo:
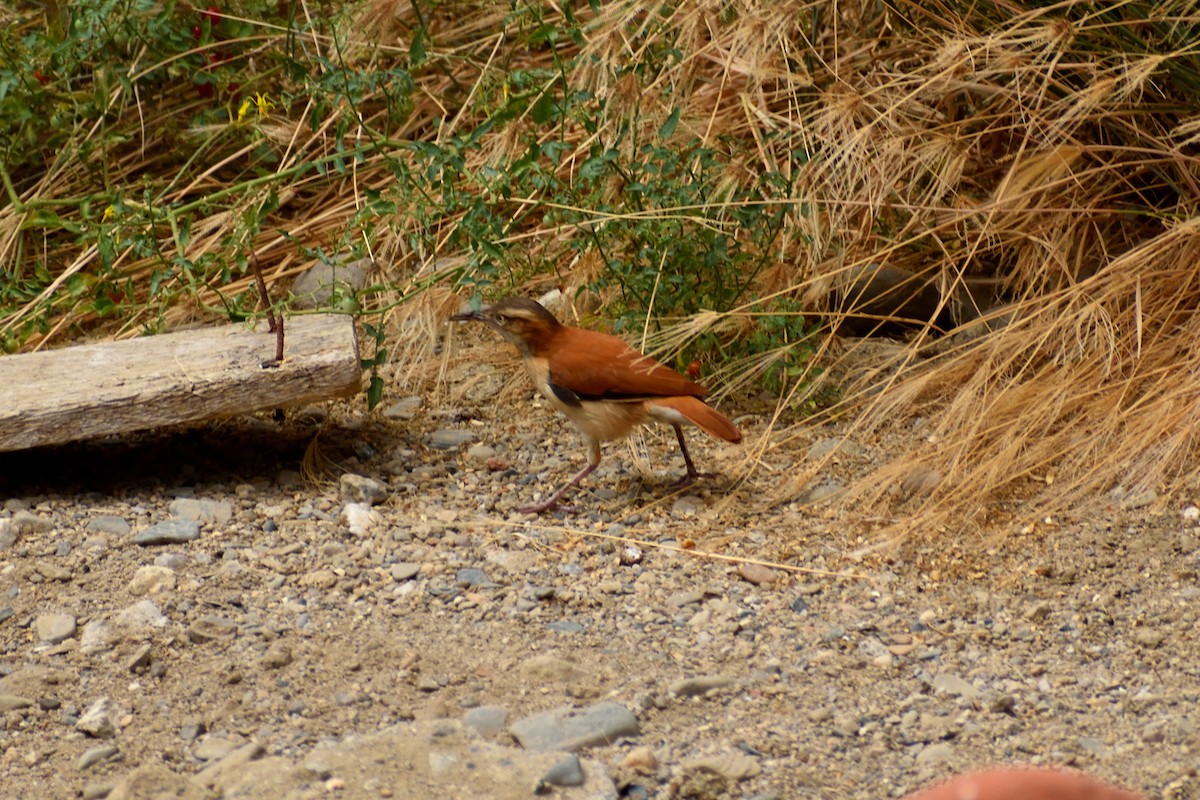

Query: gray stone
[466,444,498,462]
[456,568,492,587]
[518,655,590,685]
[428,429,477,450]
[36,563,72,582]
[168,498,233,524]
[900,466,942,497]
[462,705,508,738]
[188,615,238,643]
[806,437,864,460]
[77,698,120,738]
[36,612,77,644]
[134,519,201,546]
[195,734,244,762]
[260,641,293,669]
[341,502,381,535]
[78,744,120,771]
[12,509,52,534]
[382,395,423,420]
[290,255,371,309]
[80,620,117,655]
[391,563,421,582]
[668,675,735,697]
[88,516,131,535]
[538,754,585,788]
[798,481,845,504]
[684,752,762,782]
[340,473,388,505]
[0,695,34,712]
[126,644,153,673]
[116,600,167,630]
[127,566,176,596]
[931,673,979,700]
[509,702,639,753]
[0,518,14,550]
[915,742,954,765]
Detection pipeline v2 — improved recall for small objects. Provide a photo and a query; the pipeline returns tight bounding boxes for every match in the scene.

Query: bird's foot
[669,470,718,489]
[516,499,577,515]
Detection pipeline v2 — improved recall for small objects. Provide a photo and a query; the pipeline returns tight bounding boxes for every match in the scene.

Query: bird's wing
[546,327,707,400]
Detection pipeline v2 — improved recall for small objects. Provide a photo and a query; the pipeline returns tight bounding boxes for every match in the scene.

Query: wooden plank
[0,314,361,453]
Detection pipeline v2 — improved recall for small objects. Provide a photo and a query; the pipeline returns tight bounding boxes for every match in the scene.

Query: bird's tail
[647,396,742,443]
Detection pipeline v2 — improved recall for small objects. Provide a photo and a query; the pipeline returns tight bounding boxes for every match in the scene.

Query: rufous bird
[452,297,742,513]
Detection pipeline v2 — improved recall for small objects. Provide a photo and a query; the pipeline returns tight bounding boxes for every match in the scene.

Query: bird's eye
[496,314,509,324]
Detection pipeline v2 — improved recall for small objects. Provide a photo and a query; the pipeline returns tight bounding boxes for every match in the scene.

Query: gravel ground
[0,341,1198,800]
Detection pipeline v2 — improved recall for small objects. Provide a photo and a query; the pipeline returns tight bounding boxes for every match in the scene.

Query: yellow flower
[236,97,252,126]
[101,205,116,223]
[254,92,275,120]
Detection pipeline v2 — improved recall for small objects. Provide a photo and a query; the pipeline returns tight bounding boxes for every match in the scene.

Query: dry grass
[3,0,1200,533]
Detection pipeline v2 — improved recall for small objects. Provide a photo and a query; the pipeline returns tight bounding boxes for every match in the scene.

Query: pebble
[134,519,201,546]
[116,600,168,629]
[931,673,979,700]
[127,566,176,595]
[125,644,153,673]
[427,429,477,449]
[168,498,234,523]
[915,742,954,765]
[537,754,585,788]
[620,746,658,773]
[799,481,846,504]
[12,509,53,534]
[737,562,780,585]
[77,698,120,738]
[36,563,72,581]
[1135,628,1164,648]
[456,568,492,587]
[463,705,508,738]
[668,675,735,697]
[88,516,131,535]
[188,616,238,643]
[518,655,590,685]
[466,444,498,462]
[342,502,382,535]
[391,563,421,581]
[340,474,388,505]
[683,751,762,781]
[0,518,15,550]
[382,396,423,420]
[36,612,77,644]
[195,734,243,761]
[900,467,942,497]
[671,495,703,516]
[509,702,639,752]
[260,641,294,669]
[0,695,34,712]
[78,744,120,771]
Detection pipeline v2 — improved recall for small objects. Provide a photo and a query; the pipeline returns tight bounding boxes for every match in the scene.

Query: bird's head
[451,297,561,354]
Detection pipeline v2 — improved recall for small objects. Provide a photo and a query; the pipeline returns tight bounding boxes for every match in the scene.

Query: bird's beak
[450,305,488,323]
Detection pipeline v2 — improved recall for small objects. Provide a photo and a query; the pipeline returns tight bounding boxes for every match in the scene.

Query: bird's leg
[519,439,601,514]
[669,424,716,487]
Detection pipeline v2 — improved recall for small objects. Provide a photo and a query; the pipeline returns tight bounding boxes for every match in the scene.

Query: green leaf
[659,108,681,139]
[409,28,426,67]
[531,91,556,125]
[366,375,384,409]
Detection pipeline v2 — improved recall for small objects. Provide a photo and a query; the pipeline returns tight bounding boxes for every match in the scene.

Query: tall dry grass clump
[2,0,1199,529]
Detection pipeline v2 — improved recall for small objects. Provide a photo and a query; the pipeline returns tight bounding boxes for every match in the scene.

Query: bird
[901,766,1146,800]
[451,297,742,513]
